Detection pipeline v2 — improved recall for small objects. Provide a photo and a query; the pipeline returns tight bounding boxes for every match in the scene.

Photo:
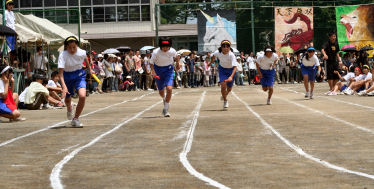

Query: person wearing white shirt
[58,36,92,127]
[363,67,374,96]
[5,0,16,50]
[352,65,373,96]
[33,46,48,74]
[247,52,257,85]
[255,46,278,105]
[210,40,237,109]
[330,66,361,95]
[150,37,180,117]
[301,47,321,99]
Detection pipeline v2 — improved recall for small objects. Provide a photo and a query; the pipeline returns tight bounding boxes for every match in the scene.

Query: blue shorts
[301,64,317,82]
[219,65,236,88]
[357,85,372,93]
[341,85,348,92]
[0,100,13,115]
[154,64,174,91]
[6,36,16,51]
[63,69,86,98]
[260,69,275,88]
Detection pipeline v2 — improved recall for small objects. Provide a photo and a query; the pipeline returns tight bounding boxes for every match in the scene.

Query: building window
[129,0,140,4]
[81,0,92,6]
[129,6,140,21]
[141,0,150,3]
[141,5,150,21]
[81,7,92,23]
[93,7,104,22]
[20,0,31,8]
[32,0,43,7]
[117,6,129,21]
[45,0,55,7]
[56,11,68,23]
[56,0,67,6]
[117,0,129,4]
[92,0,103,5]
[68,0,78,6]
[105,7,116,22]
[69,10,79,24]
[104,0,116,4]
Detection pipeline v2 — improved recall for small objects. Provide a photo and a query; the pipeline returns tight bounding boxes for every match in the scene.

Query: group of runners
[1,32,363,127]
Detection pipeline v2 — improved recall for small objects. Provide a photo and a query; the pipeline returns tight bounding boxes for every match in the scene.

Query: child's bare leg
[268,87,273,99]
[165,85,172,103]
[74,88,86,119]
[221,82,228,101]
[65,97,72,112]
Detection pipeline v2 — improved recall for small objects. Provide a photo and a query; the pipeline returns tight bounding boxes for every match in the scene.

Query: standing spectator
[102,54,114,92]
[235,57,244,86]
[247,52,256,85]
[143,51,153,91]
[186,53,196,88]
[195,57,203,87]
[322,32,342,93]
[289,55,297,83]
[32,46,48,75]
[133,50,142,90]
[5,0,16,51]
[203,56,211,87]
[124,50,136,88]
[113,56,123,92]
[180,55,188,88]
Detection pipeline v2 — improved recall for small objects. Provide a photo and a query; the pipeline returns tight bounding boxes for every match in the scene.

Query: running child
[301,47,321,99]
[150,37,180,117]
[58,36,92,127]
[210,40,238,109]
[255,46,278,105]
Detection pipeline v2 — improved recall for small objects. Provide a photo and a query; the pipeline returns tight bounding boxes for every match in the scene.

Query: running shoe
[310,92,314,99]
[324,91,332,95]
[305,92,309,98]
[10,117,26,122]
[162,109,170,117]
[358,90,367,96]
[71,119,82,127]
[328,91,337,96]
[267,99,272,105]
[223,101,229,109]
[367,91,374,96]
[346,89,355,95]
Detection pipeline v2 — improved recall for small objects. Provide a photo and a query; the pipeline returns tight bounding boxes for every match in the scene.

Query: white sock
[164,103,169,110]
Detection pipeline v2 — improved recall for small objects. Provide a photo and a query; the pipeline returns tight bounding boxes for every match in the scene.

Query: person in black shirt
[321,32,343,92]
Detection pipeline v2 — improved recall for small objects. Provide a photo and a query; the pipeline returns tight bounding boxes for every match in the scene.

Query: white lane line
[233,92,374,180]
[0,92,153,148]
[50,91,182,189]
[57,144,80,155]
[281,87,374,111]
[179,91,230,189]
[275,89,374,135]
[50,99,164,189]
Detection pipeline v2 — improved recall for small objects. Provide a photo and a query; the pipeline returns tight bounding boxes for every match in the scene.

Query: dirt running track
[1,83,374,189]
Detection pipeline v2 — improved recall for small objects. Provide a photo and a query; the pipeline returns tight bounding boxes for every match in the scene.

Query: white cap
[117,57,121,60]
[126,75,132,79]
[109,54,116,58]
[98,54,103,58]
[265,48,272,52]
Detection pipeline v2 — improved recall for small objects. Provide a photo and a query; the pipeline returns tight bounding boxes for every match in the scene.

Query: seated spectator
[345,65,372,95]
[329,66,359,95]
[46,71,64,104]
[24,74,63,110]
[122,76,135,91]
[360,67,374,96]
[0,65,25,121]
[18,78,32,109]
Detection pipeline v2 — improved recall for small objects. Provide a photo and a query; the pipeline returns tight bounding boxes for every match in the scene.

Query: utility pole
[251,0,255,53]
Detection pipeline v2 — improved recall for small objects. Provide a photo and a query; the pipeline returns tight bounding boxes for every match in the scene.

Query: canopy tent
[14,13,88,45]
[15,24,44,43]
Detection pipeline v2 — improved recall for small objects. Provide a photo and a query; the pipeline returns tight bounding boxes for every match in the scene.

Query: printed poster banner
[274,7,313,54]
[198,10,237,53]
[336,4,374,56]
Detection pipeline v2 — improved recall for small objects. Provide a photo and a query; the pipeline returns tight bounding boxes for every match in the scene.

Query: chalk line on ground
[0,92,153,148]
[179,91,230,189]
[233,92,374,180]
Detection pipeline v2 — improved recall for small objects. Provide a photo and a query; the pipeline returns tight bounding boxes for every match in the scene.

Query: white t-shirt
[343,72,355,86]
[356,72,373,81]
[302,55,320,67]
[354,74,363,81]
[58,48,86,72]
[47,80,60,88]
[5,10,15,30]
[212,50,238,69]
[247,57,256,70]
[19,87,29,103]
[34,54,48,70]
[256,53,278,70]
[150,48,177,67]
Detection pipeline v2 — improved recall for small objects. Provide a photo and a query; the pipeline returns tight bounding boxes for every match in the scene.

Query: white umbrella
[177,49,191,56]
[103,48,120,54]
[140,46,155,51]
[231,47,240,55]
